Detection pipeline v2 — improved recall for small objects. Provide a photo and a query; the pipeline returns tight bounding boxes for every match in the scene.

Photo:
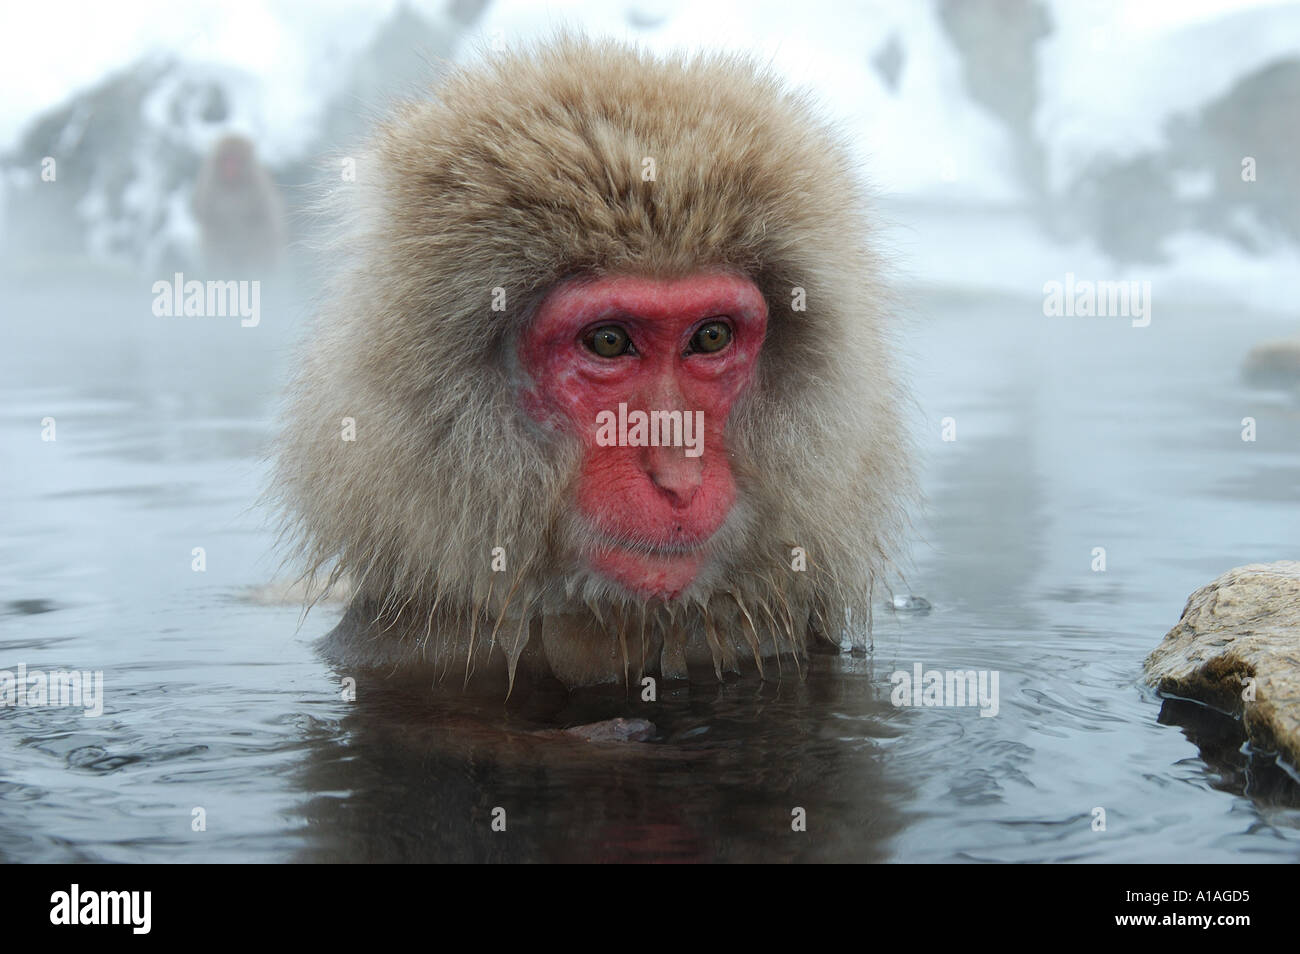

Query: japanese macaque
[273,36,911,691]
[192,134,286,271]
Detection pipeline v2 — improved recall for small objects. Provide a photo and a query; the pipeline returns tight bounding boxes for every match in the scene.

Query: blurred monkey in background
[192,133,286,272]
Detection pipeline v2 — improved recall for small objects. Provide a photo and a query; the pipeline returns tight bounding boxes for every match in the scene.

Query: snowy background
[0,0,1297,306]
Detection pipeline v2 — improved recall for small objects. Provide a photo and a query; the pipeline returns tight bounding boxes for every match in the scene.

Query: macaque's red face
[519,273,768,600]
[218,144,249,183]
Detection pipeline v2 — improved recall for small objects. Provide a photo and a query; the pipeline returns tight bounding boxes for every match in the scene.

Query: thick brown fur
[272,34,913,689]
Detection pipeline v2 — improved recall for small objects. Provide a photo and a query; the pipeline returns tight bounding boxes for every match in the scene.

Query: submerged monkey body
[274,36,911,690]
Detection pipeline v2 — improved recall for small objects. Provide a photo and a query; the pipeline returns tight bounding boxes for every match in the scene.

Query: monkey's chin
[587,545,705,602]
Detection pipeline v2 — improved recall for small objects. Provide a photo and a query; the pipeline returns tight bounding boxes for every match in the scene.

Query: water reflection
[291,657,908,863]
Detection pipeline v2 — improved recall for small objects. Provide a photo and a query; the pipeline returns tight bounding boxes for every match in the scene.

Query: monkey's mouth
[586,538,708,601]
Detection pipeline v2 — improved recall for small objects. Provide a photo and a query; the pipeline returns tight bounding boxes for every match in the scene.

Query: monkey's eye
[584,325,633,358]
[689,320,732,354]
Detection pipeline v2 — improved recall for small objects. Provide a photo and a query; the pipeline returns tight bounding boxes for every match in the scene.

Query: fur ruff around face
[272,34,912,689]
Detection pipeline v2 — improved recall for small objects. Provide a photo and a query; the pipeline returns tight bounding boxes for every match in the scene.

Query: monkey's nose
[643,444,703,508]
